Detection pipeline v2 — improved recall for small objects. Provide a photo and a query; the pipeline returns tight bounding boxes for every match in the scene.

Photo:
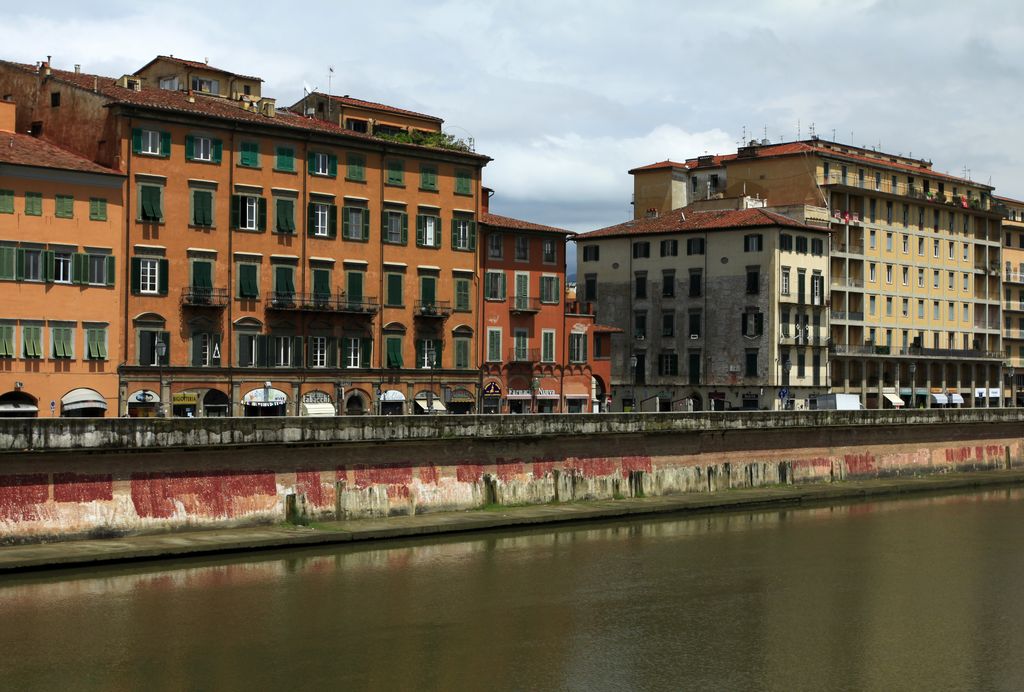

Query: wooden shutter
[328,204,338,238]
[327,337,338,367]
[0,246,14,279]
[159,331,171,364]
[415,340,424,370]
[342,206,351,239]
[193,261,212,289]
[400,213,408,245]
[360,338,371,367]
[328,154,338,177]
[138,332,153,366]
[43,250,54,283]
[158,258,169,295]
[185,135,195,160]
[499,272,507,300]
[292,336,303,368]
[105,256,115,287]
[257,197,267,231]
[307,151,317,174]
[130,257,142,294]
[192,333,203,366]
[256,335,269,367]
[347,271,363,302]
[231,195,241,229]
[468,221,477,251]
[14,248,24,281]
[212,139,223,163]
[362,209,370,240]
[131,128,143,154]
[307,202,317,237]
[160,131,171,158]
[416,215,425,246]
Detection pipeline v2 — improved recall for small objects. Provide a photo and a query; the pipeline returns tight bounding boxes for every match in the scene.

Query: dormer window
[190,76,219,95]
[158,77,179,91]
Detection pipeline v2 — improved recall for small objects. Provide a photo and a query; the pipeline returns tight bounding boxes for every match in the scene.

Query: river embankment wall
[1,410,1022,543]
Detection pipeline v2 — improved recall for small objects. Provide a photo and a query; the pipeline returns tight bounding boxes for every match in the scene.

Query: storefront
[301,390,336,417]
[379,389,406,416]
[242,386,288,417]
[481,382,500,414]
[203,389,231,417]
[126,389,160,417]
[414,391,446,414]
[171,391,199,418]
[506,388,532,414]
[447,388,475,415]
[535,388,559,414]
[974,387,1001,407]
[0,391,38,418]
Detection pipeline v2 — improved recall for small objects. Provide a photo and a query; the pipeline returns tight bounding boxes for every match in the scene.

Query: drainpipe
[121,113,134,416]
[227,126,236,414]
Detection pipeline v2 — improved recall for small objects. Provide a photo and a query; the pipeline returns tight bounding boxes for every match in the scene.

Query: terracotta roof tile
[0,131,121,175]
[136,55,263,82]
[481,212,572,235]
[317,92,443,123]
[582,207,812,239]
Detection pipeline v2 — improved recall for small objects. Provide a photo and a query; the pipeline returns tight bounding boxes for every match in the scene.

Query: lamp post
[630,355,638,412]
[908,362,917,409]
[155,337,167,417]
[1009,366,1016,407]
[782,359,792,410]
[375,386,382,416]
[426,346,437,415]
[531,376,540,414]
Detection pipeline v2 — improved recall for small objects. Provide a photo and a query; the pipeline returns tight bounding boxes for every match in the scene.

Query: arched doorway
[61,388,108,417]
[242,386,288,417]
[345,392,367,415]
[379,389,405,416]
[202,389,230,417]
[0,390,38,418]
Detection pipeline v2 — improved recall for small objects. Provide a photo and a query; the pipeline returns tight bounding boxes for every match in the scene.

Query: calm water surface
[3,488,1024,691]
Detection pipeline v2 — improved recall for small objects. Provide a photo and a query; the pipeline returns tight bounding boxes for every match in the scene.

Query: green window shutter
[416,214,425,247]
[291,336,303,368]
[347,271,363,302]
[421,277,436,306]
[499,272,507,300]
[276,199,293,233]
[0,190,13,214]
[349,154,365,181]
[256,335,269,367]
[105,256,116,287]
[257,197,267,231]
[43,250,54,283]
[362,209,370,240]
[312,269,331,298]
[89,197,107,221]
[0,247,14,279]
[328,154,338,178]
[72,253,85,285]
[276,147,291,171]
[468,220,477,251]
[193,190,210,226]
[140,186,161,221]
[160,131,171,158]
[239,264,258,298]
[451,219,458,248]
[307,151,317,174]
[25,192,41,216]
[360,338,372,367]
[158,258,169,295]
[1,325,15,358]
[387,274,403,306]
[192,261,212,289]
[211,139,223,164]
[307,202,317,238]
[342,206,351,238]
[328,204,338,238]
[456,279,469,310]
[231,195,241,229]
[327,337,338,368]
[434,216,443,248]
[191,333,203,366]
[401,213,408,245]
[185,135,195,161]
[132,128,143,154]
[88,198,97,219]
[14,248,25,280]
[97,329,108,359]
[415,340,424,369]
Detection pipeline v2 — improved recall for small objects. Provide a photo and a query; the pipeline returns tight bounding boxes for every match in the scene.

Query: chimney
[0,99,15,134]
[74,64,81,74]
[482,186,493,213]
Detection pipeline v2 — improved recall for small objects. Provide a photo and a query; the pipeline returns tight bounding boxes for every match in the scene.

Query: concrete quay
[2,469,1023,574]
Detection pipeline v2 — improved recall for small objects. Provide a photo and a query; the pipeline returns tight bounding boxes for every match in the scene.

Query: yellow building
[632,139,1004,408]
[997,195,1024,404]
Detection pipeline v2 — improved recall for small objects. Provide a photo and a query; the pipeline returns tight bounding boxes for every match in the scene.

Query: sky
[3,0,1024,256]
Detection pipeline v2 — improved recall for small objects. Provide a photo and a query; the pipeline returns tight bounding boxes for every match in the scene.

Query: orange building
[0,56,489,416]
[480,190,614,413]
[0,98,124,417]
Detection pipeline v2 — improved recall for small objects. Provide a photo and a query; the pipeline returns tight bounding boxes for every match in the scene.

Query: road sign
[778,387,789,400]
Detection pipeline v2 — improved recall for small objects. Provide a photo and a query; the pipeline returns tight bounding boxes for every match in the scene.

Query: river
[3,488,1024,691]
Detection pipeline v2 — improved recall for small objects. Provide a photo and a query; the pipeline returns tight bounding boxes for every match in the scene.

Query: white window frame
[345,207,364,240]
[423,215,437,247]
[23,249,42,282]
[780,268,790,296]
[191,76,219,95]
[486,328,502,363]
[274,336,291,367]
[543,239,556,264]
[541,329,556,363]
[313,203,330,237]
[193,136,212,162]
[345,337,361,368]
[311,335,327,368]
[140,258,159,294]
[238,333,258,367]
[313,152,330,176]
[453,219,470,250]
[540,275,559,304]
[88,254,107,285]
[420,339,437,369]
[918,269,925,288]
[569,333,586,363]
[140,129,161,155]
[241,196,259,231]
[386,211,403,243]
[53,252,72,284]
[197,333,212,366]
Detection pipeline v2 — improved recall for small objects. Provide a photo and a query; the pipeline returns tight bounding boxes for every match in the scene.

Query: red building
[479,190,614,413]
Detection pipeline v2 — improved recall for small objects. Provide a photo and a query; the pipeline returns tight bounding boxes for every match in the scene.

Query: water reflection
[3,487,1024,690]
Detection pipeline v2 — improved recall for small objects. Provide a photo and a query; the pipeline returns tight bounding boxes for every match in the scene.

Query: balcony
[819,172,993,212]
[337,297,380,315]
[1005,271,1024,284]
[415,300,452,319]
[831,277,864,289]
[510,297,542,314]
[833,344,1006,360]
[834,243,865,255]
[181,287,229,308]
[831,311,864,322]
[565,300,594,316]
[507,347,541,363]
[266,292,380,315]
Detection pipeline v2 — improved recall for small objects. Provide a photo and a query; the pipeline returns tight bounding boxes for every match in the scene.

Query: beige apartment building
[998,195,1024,405]
[578,206,830,411]
[633,138,1005,408]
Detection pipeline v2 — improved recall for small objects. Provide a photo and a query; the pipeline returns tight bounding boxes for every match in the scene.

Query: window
[239,141,259,167]
[811,238,824,256]
[632,241,650,258]
[271,335,293,368]
[186,135,221,163]
[885,265,892,284]
[688,312,701,338]
[190,76,219,94]
[886,297,893,316]
[746,269,760,294]
[52,252,72,284]
[193,332,222,367]
[781,268,790,295]
[868,231,876,250]
[662,312,674,337]
[386,159,404,186]
[420,165,438,191]
[885,232,893,252]
[273,265,295,302]
[485,271,506,300]
[689,270,702,298]
[583,274,597,302]
[887,201,894,225]
[569,333,587,363]
[133,128,169,157]
[139,258,159,294]
[85,327,107,360]
[237,263,259,299]
[659,352,679,377]
[742,310,764,337]
[933,270,939,288]
[139,185,162,222]
[233,195,265,231]
[901,234,908,253]
[237,333,259,367]
[511,331,528,362]
[869,263,876,282]
[192,189,214,227]
[543,239,556,264]
[137,330,170,366]
[933,239,939,258]
[541,330,555,363]
[488,233,504,258]
[902,267,909,285]
[515,236,529,261]
[383,210,407,244]
[308,201,336,238]
[309,151,336,177]
[540,275,560,304]
[635,273,647,299]
[917,268,924,287]
[0,189,12,214]
[486,328,502,362]
[662,270,675,298]
[311,268,331,301]
[385,273,404,306]
[870,199,877,223]
[869,296,876,315]
[452,217,476,251]
[745,350,758,377]
[455,277,472,311]
[275,147,295,172]
[50,325,73,359]
[796,236,808,254]
[455,337,471,369]
[917,300,924,318]
[340,337,368,369]
[346,153,366,181]
[634,312,647,339]
[811,274,823,304]
[744,234,763,252]
[275,198,295,234]
[386,335,404,368]
[420,275,438,308]
[310,336,328,368]
[55,195,73,219]
[686,238,705,255]
[455,169,473,196]
[582,245,599,261]
[22,325,42,359]
[660,239,678,257]
[947,272,954,290]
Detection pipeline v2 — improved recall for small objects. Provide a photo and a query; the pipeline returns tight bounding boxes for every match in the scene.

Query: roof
[136,55,263,82]
[0,61,489,162]
[314,92,443,123]
[581,207,812,240]
[591,324,624,333]
[481,212,572,235]
[994,194,1024,205]
[628,155,724,175]
[0,130,122,175]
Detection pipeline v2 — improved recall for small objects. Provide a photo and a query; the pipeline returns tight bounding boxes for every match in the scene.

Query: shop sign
[483,381,502,396]
[129,389,159,403]
[302,390,333,404]
[508,389,533,397]
[242,387,288,406]
[172,392,199,405]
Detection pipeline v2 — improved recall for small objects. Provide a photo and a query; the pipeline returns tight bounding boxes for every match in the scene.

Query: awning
[930,393,948,405]
[301,402,335,417]
[380,389,405,402]
[506,392,532,400]
[536,392,560,399]
[950,393,965,405]
[883,392,904,407]
[564,394,590,399]
[450,389,475,403]
[415,399,446,411]
[61,388,108,411]
[0,403,38,413]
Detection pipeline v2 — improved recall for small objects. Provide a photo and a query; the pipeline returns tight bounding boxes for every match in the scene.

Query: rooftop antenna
[797,119,801,140]
[808,122,816,138]
[327,66,334,120]
[832,128,836,141]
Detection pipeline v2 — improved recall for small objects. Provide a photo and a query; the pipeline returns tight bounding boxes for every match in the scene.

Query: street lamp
[426,347,436,415]
[782,359,792,410]
[630,355,638,412]
[155,337,167,417]
[908,362,917,409]
[375,386,382,416]
[1009,366,1016,408]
